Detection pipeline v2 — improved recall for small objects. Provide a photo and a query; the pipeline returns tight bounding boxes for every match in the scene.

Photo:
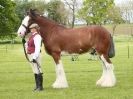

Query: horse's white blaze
[96,55,116,87]
[17,25,26,37]
[52,60,68,88]
[17,16,30,37]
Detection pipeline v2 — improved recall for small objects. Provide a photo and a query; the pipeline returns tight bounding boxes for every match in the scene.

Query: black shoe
[35,87,43,91]
[33,74,38,91]
[33,87,39,91]
[34,73,43,91]
[38,73,43,90]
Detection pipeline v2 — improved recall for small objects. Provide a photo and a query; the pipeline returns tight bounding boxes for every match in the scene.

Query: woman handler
[26,23,43,91]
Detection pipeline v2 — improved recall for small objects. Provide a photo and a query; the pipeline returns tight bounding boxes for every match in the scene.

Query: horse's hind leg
[96,54,116,87]
[52,52,68,88]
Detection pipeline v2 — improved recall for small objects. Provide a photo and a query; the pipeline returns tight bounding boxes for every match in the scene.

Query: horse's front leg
[51,52,68,88]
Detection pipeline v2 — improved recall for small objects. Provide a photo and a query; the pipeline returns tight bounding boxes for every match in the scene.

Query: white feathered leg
[96,55,116,87]
[52,60,68,88]
[96,62,106,86]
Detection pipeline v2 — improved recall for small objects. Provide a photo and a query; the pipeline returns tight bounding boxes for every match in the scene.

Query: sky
[114,0,130,5]
[114,0,123,5]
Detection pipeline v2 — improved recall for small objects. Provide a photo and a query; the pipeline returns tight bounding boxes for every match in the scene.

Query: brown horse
[17,9,116,88]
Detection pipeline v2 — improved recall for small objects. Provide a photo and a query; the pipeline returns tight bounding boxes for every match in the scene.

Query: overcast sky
[114,0,130,5]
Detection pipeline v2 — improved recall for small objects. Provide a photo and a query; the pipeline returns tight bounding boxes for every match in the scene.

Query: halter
[22,24,28,29]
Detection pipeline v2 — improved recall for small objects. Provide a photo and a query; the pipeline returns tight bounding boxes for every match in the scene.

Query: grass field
[0,36,133,99]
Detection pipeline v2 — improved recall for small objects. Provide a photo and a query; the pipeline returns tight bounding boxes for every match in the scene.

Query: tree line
[0,0,131,40]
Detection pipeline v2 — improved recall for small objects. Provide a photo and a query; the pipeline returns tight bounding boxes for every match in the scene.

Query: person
[26,23,43,91]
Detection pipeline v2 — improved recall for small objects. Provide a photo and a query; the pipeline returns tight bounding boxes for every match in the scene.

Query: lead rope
[22,37,31,62]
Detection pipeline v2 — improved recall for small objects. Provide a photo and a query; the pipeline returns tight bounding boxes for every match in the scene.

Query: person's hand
[32,59,37,63]
[22,38,26,44]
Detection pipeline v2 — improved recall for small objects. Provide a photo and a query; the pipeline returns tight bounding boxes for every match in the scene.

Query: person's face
[30,28,37,33]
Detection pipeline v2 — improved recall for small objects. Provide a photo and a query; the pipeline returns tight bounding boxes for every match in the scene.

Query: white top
[25,32,42,59]
[33,33,42,59]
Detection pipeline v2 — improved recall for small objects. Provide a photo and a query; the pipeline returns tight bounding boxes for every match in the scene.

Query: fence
[0,38,133,63]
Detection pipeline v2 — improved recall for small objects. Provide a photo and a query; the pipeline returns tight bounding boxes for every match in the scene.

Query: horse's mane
[40,15,66,28]
[29,9,67,29]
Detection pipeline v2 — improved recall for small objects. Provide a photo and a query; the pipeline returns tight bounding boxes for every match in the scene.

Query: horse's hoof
[96,80,102,86]
[99,78,116,87]
[100,84,114,87]
[100,81,116,87]
[52,82,68,88]
[96,77,116,87]
[96,77,104,86]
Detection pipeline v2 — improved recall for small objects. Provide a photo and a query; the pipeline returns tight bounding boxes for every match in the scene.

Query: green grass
[0,36,133,99]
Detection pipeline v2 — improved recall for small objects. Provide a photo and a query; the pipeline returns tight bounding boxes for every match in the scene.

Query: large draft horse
[17,9,116,88]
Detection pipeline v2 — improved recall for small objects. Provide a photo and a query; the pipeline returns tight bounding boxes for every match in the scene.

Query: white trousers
[28,53,43,74]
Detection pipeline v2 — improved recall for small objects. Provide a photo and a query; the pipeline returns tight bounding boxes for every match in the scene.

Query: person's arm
[33,34,42,60]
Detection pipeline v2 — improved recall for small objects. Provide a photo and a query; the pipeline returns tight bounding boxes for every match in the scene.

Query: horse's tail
[108,34,115,58]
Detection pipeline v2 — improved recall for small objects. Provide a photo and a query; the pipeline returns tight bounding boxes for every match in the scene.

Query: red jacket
[27,34,38,54]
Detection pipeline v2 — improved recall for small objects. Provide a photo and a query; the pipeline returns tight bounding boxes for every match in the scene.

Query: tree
[64,0,76,28]
[0,0,19,39]
[107,6,124,35]
[78,0,114,25]
[46,0,68,25]
[119,0,133,36]
[15,0,31,20]
[15,0,46,21]
[64,0,81,28]
[119,0,133,23]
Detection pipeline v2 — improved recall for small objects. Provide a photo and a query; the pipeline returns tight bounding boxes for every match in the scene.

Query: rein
[22,37,31,62]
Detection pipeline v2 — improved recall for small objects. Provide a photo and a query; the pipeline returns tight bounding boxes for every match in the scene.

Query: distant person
[88,49,98,60]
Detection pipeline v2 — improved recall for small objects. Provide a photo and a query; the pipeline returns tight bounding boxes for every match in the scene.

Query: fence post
[128,44,129,58]
[5,44,7,53]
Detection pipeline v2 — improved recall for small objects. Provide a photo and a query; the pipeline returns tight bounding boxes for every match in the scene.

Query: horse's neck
[36,17,53,28]
[35,16,66,37]
[34,17,57,42]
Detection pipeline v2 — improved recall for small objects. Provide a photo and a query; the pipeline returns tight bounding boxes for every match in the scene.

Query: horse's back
[74,25,112,54]
[48,25,112,55]
[73,25,111,44]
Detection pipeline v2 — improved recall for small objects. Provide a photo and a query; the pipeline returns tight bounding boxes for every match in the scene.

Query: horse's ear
[29,9,37,18]
[26,11,29,15]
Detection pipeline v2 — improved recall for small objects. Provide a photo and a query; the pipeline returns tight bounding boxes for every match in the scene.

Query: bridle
[21,23,29,38]
[22,24,28,30]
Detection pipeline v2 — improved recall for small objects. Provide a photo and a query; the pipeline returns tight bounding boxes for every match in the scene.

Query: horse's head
[17,9,38,37]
